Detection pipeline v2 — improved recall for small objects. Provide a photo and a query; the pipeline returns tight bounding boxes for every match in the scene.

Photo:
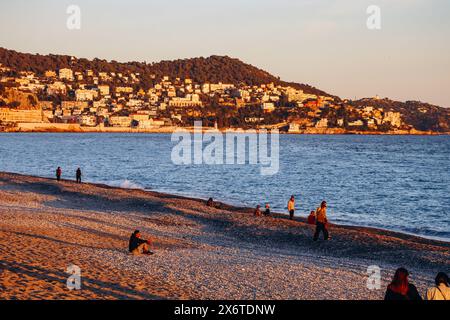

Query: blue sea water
[0,133,448,241]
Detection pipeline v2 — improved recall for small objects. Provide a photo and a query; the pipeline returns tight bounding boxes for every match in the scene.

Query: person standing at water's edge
[313,201,330,241]
[264,203,271,216]
[287,195,295,220]
[76,168,82,183]
[56,167,62,181]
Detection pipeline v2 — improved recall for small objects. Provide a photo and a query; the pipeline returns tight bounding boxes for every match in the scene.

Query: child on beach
[307,210,316,225]
[313,201,330,241]
[254,205,262,217]
[287,196,295,220]
[128,230,153,255]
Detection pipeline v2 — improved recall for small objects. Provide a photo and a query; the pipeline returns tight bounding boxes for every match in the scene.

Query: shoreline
[0,171,448,299]
[1,124,448,135]
[3,171,449,244]
[3,171,450,244]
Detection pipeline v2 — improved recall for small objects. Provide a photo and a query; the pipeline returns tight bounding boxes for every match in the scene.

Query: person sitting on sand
[287,195,295,220]
[384,267,422,300]
[313,201,330,241]
[264,203,271,216]
[254,205,262,217]
[307,210,316,225]
[206,198,214,207]
[56,167,62,181]
[128,230,153,255]
[76,168,82,183]
[425,272,450,300]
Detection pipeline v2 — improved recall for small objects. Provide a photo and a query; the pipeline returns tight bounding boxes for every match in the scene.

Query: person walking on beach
[384,267,422,300]
[128,230,153,255]
[264,203,271,216]
[56,167,62,181]
[287,196,295,220]
[76,168,82,183]
[425,272,450,300]
[313,201,330,241]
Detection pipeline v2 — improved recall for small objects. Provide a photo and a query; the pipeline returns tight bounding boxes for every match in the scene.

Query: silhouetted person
[128,230,153,255]
[206,198,214,207]
[76,168,82,183]
[307,210,316,225]
[264,203,271,216]
[56,167,62,181]
[254,205,262,217]
[384,267,422,300]
[287,195,295,220]
[313,201,330,241]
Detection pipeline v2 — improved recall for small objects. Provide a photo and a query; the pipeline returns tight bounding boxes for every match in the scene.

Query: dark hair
[435,272,449,287]
[388,267,410,296]
[133,230,140,235]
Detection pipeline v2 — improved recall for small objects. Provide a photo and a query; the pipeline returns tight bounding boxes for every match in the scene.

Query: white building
[58,68,74,81]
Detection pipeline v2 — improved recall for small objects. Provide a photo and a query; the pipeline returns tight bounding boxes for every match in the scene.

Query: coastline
[0,171,448,300]
[1,123,448,135]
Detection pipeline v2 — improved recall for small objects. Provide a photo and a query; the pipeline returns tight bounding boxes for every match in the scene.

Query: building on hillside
[109,115,131,127]
[169,97,203,107]
[115,86,133,94]
[130,113,149,122]
[46,81,67,95]
[58,68,74,81]
[383,111,402,127]
[288,123,301,132]
[61,101,89,109]
[45,70,57,78]
[75,89,98,101]
[78,115,97,126]
[0,107,43,123]
[98,85,110,96]
[315,118,328,128]
[348,120,364,127]
[261,102,275,113]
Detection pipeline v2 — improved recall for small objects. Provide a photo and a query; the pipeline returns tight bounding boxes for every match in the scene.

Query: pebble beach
[0,172,448,300]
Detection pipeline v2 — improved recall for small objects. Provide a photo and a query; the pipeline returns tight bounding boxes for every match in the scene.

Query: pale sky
[1,0,449,107]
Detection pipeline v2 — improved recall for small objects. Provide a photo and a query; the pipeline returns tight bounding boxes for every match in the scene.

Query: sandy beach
[0,172,448,300]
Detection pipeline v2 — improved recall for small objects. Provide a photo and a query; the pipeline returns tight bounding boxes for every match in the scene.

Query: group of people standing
[288,196,330,241]
[252,195,330,241]
[55,167,82,183]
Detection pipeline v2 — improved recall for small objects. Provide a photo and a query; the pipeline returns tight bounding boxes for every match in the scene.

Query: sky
[0,0,449,107]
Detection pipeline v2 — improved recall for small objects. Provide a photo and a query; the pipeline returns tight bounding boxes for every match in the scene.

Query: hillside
[0,47,328,96]
[0,47,448,133]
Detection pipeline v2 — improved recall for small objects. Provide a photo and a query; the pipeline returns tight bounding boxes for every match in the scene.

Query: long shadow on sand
[1,174,449,272]
[0,259,163,299]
